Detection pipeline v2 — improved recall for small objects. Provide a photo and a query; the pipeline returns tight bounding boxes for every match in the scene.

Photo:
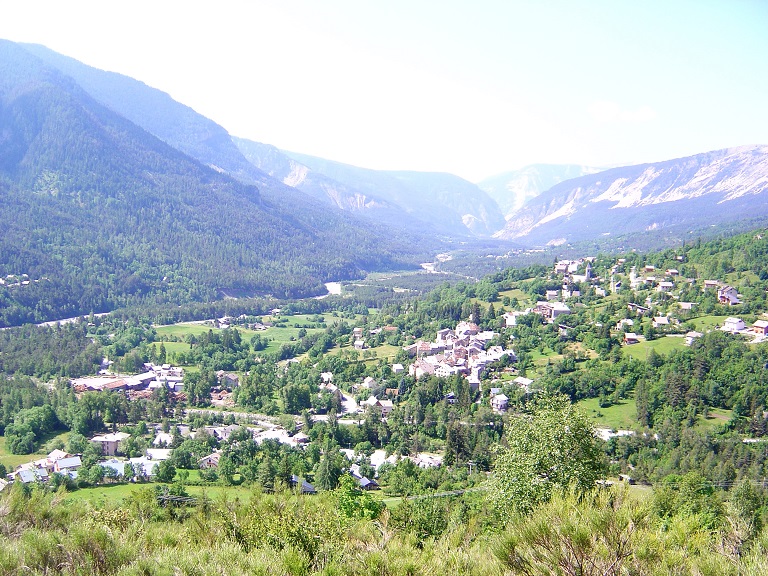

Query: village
[4,246,768,496]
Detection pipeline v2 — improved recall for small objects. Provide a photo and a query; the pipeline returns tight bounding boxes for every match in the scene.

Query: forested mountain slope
[23,43,505,239]
[0,40,427,326]
[20,42,272,187]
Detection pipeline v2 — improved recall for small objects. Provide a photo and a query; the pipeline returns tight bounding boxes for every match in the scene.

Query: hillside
[20,42,271,187]
[478,164,602,219]
[0,40,428,326]
[283,150,507,236]
[233,138,438,234]
[495,146,768,245]
[23,43,506,239]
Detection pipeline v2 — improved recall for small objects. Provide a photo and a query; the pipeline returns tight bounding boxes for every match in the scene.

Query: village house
[562,288,581,299]
[623,333,640,345]
[436,328,452,342]
[513,376,533,392]
[653,316,670,328]
[722,317,747,333]
[402,343,419,357]
[198,452,221,469]
[627,303,650,315]
[554,260,571,274]
[91,431,131,456]
[534,301,571,322]
[153,432,174,447]
[53,456,82,474]
[503,310,528,327]
[146,448,172,461]
[434,362,460,378]
[545,289,560,301]
[361,396,393,417]
[704,280,720,290]
[491,393,509,413]
[290,475,317,494]
[718,285,741,305]
[685,331,704,346]
[292,432,310,445]
[12,468,49,484]
[657,281,675,293]
[753,320,768,336]
[455,321,479,338]
[405,453,441,469]
[409,360,435,379]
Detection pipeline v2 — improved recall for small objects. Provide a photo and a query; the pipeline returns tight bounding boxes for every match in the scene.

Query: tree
[218,455,237,486]
[315,452,342,491]
[336,474,384,520]
[155,460,176,483]
[487,394,606,515]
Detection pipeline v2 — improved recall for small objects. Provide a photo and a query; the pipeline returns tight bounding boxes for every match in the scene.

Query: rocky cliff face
[478,164,602,219]
[495,146,768,245]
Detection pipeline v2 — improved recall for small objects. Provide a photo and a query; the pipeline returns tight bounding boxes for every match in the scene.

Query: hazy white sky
[2,0,767,181]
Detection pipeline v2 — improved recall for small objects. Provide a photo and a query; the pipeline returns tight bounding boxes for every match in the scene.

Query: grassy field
[0,437,38,469]
[155,315,330,357]
[498,288,531,305]
[63,472,259,506]
[725,270,760,285]
[687,315,730,331]
[156,341,192,356]
[695,407,733,432]
[623,335,687,359]
[0,431,71,470]
[577,395,639,430]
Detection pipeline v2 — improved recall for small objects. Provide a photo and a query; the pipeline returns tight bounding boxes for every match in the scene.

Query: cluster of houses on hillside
[3,417,403,492]
[7,450,82,486]
[402,320,515,389]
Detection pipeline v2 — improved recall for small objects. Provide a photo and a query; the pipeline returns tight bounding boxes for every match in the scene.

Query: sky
[1,0,767,181]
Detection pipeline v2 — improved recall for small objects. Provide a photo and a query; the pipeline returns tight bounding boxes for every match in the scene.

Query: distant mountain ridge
[25,42,505,238]
[478,164,603,219]
[280,150,507,237]
[495,146,768,245]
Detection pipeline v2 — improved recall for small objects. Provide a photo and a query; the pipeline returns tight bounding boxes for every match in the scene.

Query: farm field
[155,314,331,356]
[577,395,639,431]
[622,335,687,358]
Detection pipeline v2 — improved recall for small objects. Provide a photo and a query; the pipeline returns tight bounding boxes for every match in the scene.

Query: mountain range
[1,38,768,325]
[495,145,768,245]
[21,43,506,239]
